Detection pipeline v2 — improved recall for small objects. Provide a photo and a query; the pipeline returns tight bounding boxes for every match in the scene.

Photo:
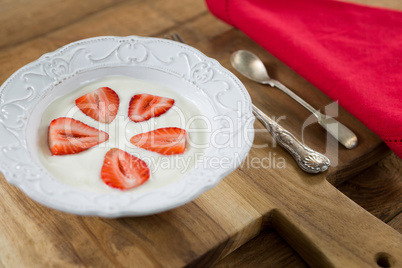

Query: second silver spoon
[231,50,358,149]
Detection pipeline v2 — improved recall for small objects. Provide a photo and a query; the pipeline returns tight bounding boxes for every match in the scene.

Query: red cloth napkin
[206,0,402,158]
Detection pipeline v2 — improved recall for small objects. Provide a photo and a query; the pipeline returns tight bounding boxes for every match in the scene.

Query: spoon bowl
[231,50,272,84]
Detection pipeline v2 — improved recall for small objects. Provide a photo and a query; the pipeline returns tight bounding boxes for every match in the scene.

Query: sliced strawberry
[75,87,119,124]
[101,148,150,190]
[128,94,174,123]
[48,117,109,155]
[130,127,186,155]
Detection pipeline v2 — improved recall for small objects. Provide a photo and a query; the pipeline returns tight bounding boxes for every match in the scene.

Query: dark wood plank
[0,0,128,49]
[0,0,214,84]
[389,213,402,234]
[337,153,402,222]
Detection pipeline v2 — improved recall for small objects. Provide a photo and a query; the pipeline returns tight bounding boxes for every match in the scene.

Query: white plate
[0,36,254,217]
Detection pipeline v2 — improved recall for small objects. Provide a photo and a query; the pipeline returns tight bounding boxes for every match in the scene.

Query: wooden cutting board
[0,0,401,267]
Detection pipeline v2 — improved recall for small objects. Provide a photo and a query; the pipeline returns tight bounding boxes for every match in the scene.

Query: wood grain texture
[0,175,262,267]
[0,0,128,49]
[216,153,402,267]
[389,213,402,234]
[214,229,309,268]
[337,153,402,222]
[0,0,401,267]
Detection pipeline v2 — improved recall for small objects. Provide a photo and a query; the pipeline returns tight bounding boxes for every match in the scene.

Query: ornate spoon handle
[252,105,330,173]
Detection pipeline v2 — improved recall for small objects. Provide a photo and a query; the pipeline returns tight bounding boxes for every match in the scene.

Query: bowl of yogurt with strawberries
[0,36,254,217]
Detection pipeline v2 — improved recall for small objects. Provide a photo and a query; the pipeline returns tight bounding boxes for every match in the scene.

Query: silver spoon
[231,50,358,149]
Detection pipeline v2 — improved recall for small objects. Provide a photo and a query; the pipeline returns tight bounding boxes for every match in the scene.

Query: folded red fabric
[206,0,402,158]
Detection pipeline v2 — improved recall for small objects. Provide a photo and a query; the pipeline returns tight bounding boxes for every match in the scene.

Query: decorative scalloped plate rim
[0,35,254,217]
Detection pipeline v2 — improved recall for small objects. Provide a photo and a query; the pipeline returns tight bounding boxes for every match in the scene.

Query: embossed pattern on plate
[0,36,254,217]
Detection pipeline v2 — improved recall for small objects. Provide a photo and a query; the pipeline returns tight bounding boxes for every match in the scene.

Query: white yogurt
[38,76,208,193]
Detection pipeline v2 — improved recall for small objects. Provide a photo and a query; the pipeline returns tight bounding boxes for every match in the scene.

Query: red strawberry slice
[128,94,174,123]
[101,148,150,190]
[130,127,186,155]
[48,117,109,155]
[75,87,119,124]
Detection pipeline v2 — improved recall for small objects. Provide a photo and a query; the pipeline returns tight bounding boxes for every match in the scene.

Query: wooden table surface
[0,0,401,267]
